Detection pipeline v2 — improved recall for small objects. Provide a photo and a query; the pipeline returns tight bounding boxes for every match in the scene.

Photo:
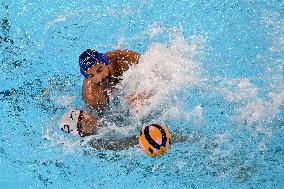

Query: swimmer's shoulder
[105,49,140,65]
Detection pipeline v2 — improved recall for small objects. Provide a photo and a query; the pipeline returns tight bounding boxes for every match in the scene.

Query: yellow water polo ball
[138,124,172,157]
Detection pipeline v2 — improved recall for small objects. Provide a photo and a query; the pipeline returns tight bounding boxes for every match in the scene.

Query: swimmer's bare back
[83,49,140,110]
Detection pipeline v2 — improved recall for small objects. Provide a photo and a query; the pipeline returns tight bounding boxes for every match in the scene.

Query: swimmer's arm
[90,135,138,150]
[83,79,108,110]
[90,132,188,151]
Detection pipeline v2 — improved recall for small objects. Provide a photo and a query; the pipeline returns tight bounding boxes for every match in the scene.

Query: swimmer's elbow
[83,82,109,110]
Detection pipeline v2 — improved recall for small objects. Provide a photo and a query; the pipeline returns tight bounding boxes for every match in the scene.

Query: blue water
[1,0,283,188]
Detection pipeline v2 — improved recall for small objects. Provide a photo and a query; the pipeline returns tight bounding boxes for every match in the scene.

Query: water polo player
[79,49,140,110]
[58,49,158,149]
[59,109,139,150]
[59,110,187,151]
[59,110,101,137]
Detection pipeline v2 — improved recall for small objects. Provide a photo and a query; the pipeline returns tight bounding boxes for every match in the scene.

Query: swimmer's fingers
[124,92,153,104]
[124,93,135,101]
[124,93,153,115]
[124,93,137,104]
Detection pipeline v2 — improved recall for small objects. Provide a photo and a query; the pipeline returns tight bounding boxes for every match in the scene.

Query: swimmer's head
[59,110,100,137]
[59,110,82,136]
[79,49,110,78]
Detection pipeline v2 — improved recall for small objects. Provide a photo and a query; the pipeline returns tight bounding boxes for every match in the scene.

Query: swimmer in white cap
[59,109,141,149]
[59,110,101,137]
[59,110,188,150]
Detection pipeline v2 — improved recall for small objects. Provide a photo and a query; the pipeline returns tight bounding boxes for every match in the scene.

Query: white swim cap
[59,110,82,135]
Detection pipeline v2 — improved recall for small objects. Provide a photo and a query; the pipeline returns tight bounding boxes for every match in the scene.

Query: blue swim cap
[79,49,110,78]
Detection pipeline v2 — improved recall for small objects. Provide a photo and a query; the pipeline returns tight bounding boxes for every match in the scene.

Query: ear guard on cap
[59,110,82,136]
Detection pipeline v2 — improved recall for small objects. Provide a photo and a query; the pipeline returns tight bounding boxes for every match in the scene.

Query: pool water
[0,0,283,188]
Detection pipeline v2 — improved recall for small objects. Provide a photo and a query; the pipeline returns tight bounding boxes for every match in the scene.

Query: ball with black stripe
[138,124,172,157]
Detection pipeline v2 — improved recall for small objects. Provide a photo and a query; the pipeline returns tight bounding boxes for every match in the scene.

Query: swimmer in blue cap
[79,49,140,110]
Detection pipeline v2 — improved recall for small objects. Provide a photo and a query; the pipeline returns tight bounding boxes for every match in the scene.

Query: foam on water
[118,32,207,120]
[218,11,284,130]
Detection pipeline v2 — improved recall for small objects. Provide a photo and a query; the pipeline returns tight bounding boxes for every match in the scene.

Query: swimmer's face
[86,63,110,85]
[77,112,100,137]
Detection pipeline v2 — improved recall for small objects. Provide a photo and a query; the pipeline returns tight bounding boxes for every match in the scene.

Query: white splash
[55,96,74,106]
[220,78,259,102]
[44,15,66,32]
[146,24,165,38]
[118,33,207,121]
[159,105,203,124]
